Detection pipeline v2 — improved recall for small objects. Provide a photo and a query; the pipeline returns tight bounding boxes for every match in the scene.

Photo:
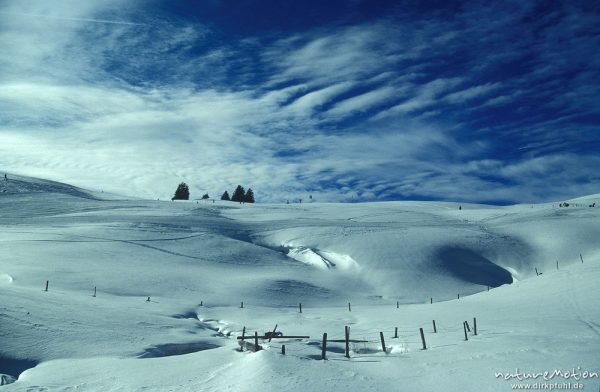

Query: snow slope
[0,175,598,391]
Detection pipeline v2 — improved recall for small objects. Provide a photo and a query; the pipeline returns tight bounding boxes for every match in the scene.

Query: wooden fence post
[345,326,350,358]
[380,332,386,353]
[464,320,471,332]
[281,345,286,355]
[299,303,302,313]
[45,280,49,292]
[240,301,244,308]
[430,297,433,304]
[322,333,327,360]
[146,296,150,302]
[254,331,259,352]
[348,302,351,312]
[473,317,477,335]
[200,300,203,306]
[396,301,399,309]
[394,327,398,338]
[463,322,468,341]
[458,293,460,299]
[580,253,584,263]
[535,268,539,276]
[93,286,96,297]
[419,328,427,350]
[556,260,559,270]
[268,324,278,342]
[433,320,437,333]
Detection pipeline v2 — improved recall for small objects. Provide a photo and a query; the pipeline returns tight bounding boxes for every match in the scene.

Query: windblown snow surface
[0,175,599,391]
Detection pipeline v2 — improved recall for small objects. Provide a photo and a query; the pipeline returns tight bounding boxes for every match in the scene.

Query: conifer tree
[221,191,230,201]
[202,193,209,200]
[172,182,190,200]
[244,188,255,203]
[231,185,245,202]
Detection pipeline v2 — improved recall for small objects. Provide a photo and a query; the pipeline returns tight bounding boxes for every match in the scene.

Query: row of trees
[221,185,254,203]
[172,182,254,203]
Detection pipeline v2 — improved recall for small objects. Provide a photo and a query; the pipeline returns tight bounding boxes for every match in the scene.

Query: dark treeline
[171,182,255,203]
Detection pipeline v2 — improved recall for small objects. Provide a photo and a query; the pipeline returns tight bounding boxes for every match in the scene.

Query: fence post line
[419,327,427,350]
[473,317,477,336]
[433,320,437,333]
[322,333,327,360]
[345,326,350,358]
[463,322,468,341]
[379,332,386,353]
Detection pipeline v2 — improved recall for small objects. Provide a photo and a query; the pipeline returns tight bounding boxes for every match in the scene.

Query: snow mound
[285,247,359,271]
[138,342,221,358]
[0,273,13,284]
[0,174,96,199]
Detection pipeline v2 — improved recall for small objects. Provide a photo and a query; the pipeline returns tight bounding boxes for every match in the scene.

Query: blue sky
[0,0,598,204]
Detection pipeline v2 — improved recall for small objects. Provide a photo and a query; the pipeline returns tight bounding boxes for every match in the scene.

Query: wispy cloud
[0,0,598,204]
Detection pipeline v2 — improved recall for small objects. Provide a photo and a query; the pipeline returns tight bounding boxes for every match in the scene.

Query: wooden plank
[268,324,278,342]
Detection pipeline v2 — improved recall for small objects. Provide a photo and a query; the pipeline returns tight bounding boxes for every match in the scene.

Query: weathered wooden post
[268,324,278,342]
[379,332,386,353]
[281,345,286,355]
[430,297,433,304]
[45,280,49,292]
[321,333,327,360]
[433,320,437,333]
[93,286,96,297]
[299,303,302,313]
[394,327,398,338]
[458,293,460,299]
[348,302,351,312]
[419,328,427,350]
[254,331,259,352]
[396,301,399,309]
[345,326,350,358]
[556,260,559,270]
[464,320,471,332]
[473,317,477,335]
[240,301,244,308]
[463,322,468,341]
[200,300,203,306]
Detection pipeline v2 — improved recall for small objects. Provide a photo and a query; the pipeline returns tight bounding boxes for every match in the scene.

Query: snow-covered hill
[0,175,598,391]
